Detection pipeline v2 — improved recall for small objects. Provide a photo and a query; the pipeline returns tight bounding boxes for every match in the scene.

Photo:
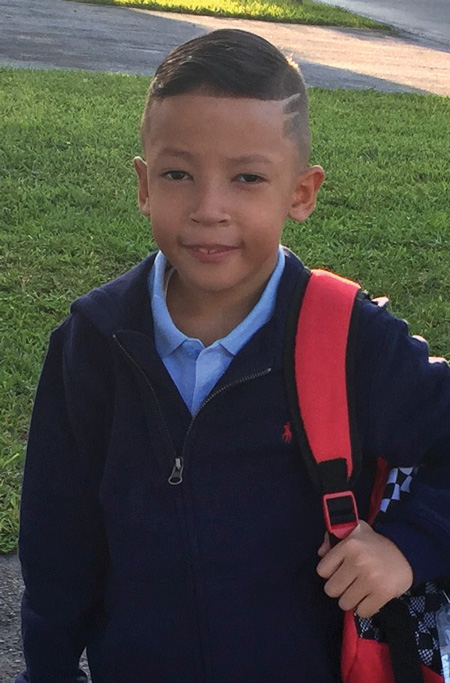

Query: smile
[197,246,233,255]
[186,244,238,263]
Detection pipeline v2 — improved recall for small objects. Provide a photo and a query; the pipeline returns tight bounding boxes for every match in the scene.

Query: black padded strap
[377,600,424,682]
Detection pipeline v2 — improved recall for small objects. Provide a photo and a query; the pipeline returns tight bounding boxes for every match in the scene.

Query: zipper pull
[168,457,184,485]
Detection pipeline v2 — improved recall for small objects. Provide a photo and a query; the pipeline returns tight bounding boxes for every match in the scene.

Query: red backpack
[284,267,446,683]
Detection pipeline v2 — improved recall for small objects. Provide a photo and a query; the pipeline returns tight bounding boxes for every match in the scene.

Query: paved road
[316,0,450,48]
[0,0,449,94]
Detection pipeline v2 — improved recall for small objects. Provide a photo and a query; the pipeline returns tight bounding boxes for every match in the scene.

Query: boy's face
[135,93,323,302]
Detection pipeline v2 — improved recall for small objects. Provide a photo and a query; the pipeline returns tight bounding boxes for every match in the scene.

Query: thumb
[318,532,331,557]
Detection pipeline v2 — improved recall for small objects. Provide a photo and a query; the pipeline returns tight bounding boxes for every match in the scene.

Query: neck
[166,275,266,347]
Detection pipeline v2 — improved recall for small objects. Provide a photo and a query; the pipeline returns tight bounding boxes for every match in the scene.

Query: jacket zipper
[113,335,272,681]
[113,333,272,485]
[112,333,179,467]
[172,368,273,485]
[168,457,184,485]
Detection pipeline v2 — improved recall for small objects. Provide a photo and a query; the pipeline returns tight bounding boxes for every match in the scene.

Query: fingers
[316,534,349,579]
[320,555,372,614]
[352,595,381,619]
[315,521,413,617]
[322,561,357,600]
[317,533,331,558]
[324,569,383,617]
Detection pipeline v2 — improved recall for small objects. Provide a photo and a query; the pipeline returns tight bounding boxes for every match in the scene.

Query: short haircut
[141,29,310,163]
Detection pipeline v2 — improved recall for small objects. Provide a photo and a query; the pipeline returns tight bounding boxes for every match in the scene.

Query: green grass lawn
[70,0,389,28]
[1,67,450,553]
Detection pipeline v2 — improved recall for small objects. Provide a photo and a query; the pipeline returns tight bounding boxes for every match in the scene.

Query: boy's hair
[141,29,310,162]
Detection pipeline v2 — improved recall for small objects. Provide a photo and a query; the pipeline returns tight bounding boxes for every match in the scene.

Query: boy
[17,29,450,682]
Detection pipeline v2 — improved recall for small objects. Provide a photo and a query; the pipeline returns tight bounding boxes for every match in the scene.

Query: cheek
[149,190,177,220]
[247,192,291,228]
[150,218,171,243]
[150,183,190,214]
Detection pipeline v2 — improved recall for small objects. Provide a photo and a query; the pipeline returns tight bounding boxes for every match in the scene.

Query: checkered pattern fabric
[354,466,447,676]
[379,466,415,513]
[356,582,446,674]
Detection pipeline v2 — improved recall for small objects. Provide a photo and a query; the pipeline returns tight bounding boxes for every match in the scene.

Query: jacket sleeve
[16,314,112,683]
[356,300,450,586]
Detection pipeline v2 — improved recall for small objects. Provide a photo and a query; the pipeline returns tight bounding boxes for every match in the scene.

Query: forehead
[144,94,300,165]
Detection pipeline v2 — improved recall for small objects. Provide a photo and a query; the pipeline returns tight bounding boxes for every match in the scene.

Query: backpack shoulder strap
[285,269,427,682]
[284,268,366,541]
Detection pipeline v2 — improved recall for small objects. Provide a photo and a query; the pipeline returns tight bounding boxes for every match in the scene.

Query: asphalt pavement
[0,0,449,94]
[315,0,450,48]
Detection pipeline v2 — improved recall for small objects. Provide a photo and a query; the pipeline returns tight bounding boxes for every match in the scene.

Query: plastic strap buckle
[322,491,359,540]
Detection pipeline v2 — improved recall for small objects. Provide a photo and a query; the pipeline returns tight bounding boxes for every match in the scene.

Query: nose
[189,181,231,226]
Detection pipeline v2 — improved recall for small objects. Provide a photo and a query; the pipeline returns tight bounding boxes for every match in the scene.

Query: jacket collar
[72,248,306,378]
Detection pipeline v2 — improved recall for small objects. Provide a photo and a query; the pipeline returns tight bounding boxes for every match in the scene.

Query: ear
[288,165,325,223]
[133,156,151,216]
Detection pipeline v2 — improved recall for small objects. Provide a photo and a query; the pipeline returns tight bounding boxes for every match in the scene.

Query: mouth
[184,244,238,263]
[195,245,235,254]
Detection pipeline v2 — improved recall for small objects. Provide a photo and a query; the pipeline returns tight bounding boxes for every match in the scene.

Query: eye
[235,173,264,184]
[162,170,191,181]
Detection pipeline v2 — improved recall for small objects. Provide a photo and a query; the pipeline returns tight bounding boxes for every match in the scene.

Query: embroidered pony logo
[282,422,293,444]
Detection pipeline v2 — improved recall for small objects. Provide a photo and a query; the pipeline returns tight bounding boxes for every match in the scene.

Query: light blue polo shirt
[149,247,285,415]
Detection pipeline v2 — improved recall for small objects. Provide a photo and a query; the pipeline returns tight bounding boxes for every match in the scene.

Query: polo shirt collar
[150,252,189,358]
[218,248,285,356]
[150,247,285,358]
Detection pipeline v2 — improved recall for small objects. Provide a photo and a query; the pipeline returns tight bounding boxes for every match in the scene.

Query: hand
[316,521,413,618]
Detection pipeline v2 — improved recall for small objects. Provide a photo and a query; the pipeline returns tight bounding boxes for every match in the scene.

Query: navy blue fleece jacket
[17,250,450,682]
